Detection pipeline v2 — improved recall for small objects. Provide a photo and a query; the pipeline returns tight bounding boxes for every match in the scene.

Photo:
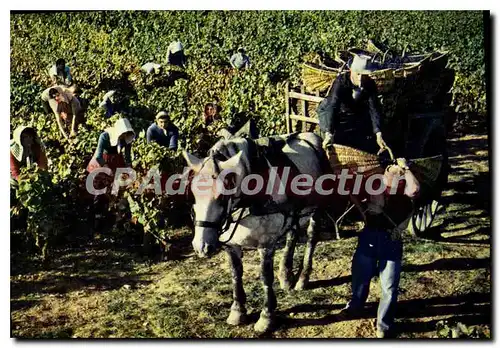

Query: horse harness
[192,134,326,244]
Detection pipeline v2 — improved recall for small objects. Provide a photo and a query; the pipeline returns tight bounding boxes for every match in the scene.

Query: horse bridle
[190,157,245,244]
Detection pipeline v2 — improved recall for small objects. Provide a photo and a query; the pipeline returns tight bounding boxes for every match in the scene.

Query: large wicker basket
[302,62,341,93]
[302,42,449,97]
[326,144,445,189]
[301,43,453,127]
[326,144,382,174]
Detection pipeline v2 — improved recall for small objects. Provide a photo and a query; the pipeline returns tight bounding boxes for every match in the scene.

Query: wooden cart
[284,82,453,238]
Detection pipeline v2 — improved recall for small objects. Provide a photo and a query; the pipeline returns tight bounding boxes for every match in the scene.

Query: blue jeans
[347,227,402,332]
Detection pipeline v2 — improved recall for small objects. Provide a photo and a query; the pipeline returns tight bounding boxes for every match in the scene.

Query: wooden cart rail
[285,82,323,134]
[284,82,446,141]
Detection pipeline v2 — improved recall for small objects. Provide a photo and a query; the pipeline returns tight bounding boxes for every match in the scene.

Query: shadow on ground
[278,292,490,334]
[11,243,155,303]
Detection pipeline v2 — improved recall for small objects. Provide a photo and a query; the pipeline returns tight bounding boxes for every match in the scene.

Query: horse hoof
[227,310,247,326]
[294,278,308,291]
[254,314,274,333]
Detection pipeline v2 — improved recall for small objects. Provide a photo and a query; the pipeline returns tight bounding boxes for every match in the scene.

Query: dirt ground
[11,130,491,339]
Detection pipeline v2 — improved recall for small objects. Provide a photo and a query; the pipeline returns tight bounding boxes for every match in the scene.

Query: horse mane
[207,137,252,174]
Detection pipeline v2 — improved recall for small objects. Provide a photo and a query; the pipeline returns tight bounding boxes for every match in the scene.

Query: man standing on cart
[317,54,388,153]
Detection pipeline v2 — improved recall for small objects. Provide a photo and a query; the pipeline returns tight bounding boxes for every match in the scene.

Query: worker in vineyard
[146,111,179,150]
[196,103,221,155]
[141,62,162,75]
[99,90,129,118]
[339,160,420,338]
[10,126,48,180]
[87,117,136,172]
[140,61,177,90]
[317,54,388,153]
[166,40,187,68]
[86,118,136,234]
[203,102,221,127]
[230,47,251,70]
[48,58,72,86]
[97,68,137,112]
[41,85,83,140]
[196,102,234,154]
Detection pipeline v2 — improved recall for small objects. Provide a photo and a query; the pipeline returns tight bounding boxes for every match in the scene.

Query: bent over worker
[41,86,82,140]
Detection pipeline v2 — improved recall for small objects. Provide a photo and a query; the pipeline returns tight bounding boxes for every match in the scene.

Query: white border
[3,2,497,348]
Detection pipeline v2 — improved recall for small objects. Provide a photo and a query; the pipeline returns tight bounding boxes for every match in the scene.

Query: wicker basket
[300,46,453,134]
[369,68,396,94]
[326,144,382,174]
[302,62,340,93]
[302,47,449,94]
[325,144,444,189]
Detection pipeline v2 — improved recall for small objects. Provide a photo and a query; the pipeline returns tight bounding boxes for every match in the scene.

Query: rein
[219,207,246,244]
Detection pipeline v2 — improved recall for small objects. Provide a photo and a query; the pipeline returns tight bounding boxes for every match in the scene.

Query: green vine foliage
[13,168,73,260]
[10,11,486,257]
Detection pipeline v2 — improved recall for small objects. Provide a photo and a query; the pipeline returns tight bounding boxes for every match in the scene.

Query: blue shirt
[146,123,179,150]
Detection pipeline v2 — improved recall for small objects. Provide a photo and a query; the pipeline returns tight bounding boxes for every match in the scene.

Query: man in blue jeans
[346,224,403,338]
[341,166,418,338]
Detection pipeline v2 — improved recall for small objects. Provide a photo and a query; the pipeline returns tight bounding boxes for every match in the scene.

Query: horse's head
[183,150,246,258]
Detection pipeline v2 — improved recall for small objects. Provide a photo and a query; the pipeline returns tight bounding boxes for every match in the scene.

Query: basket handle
[382,49,390,64]
[402,44,409,58]
[370,52,382,64]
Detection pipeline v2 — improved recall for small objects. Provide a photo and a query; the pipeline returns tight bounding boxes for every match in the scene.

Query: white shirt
[168,41,183,54]
[230,53,251,69]
[48,64,72,85]
[40,85,80,116]
[99,90,116,108]
[141,62,162,74]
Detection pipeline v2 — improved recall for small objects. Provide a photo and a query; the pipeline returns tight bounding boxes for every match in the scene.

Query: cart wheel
[408,200,440,237]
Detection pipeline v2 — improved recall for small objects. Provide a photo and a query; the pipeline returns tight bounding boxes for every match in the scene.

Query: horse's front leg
[295,212,319,290]
[254,247,277,333]
[225,245,247,326]
[278,227,297,291]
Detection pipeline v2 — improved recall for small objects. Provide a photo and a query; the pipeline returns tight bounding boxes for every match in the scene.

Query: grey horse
[183,132,331,333]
